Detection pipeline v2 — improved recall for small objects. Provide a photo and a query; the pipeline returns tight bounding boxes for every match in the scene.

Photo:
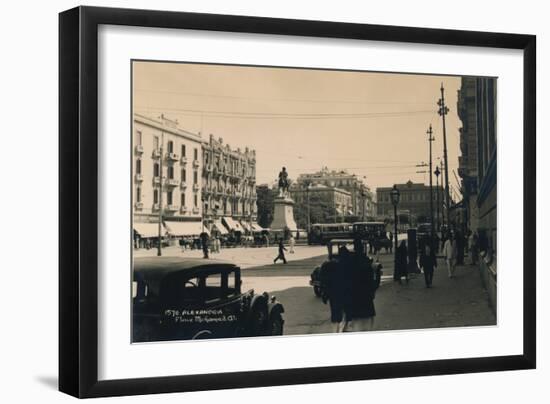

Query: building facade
[201,134,258,230]
[376,180,445,225]
[290,183,353,226]
[295,167,374,219]
[457,77,497,311]
[133,114,204,237]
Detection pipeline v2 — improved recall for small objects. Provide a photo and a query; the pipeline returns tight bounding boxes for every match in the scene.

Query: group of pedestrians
[319,238,382,333]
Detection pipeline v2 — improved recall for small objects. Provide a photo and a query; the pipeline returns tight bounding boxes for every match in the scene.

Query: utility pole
[434,165,441,232]
[427,124,435,246]
[438,83,451,227]
[157,132,164,257]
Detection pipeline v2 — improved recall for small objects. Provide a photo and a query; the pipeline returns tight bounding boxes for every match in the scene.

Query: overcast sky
[133,61,462,197]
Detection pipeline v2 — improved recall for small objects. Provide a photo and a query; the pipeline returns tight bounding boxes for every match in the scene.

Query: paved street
[134,244,495,336]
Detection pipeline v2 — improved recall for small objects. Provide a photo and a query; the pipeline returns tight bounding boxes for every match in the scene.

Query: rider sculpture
[278,167,290,197]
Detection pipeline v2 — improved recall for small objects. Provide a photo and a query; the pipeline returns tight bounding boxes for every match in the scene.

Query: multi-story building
[457,77,480,230]
[133,114,204,238]
[376,180,445,225]
[290,183,353,226]
[295,167,374,219]
[457,76,497,310]
[201,134,258,232]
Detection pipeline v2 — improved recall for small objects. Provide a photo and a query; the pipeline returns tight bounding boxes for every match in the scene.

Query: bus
[351,221,387,240]
[307,223,352,245]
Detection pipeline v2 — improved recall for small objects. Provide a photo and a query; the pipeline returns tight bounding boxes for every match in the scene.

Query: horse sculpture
[278,167,290,197]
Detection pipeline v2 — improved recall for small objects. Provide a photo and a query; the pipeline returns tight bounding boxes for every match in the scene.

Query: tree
[256,184,275,228]
[294,192,337,227]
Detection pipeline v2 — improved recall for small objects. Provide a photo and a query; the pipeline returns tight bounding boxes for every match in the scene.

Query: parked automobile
[133,257,284,342]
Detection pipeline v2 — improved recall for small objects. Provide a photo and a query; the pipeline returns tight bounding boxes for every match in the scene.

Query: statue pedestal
[270,196,298,232]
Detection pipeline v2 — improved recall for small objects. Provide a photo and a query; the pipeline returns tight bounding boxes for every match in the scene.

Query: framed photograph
[59,6,536,398]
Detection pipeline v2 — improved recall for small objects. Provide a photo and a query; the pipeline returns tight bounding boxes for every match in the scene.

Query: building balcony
[193,183,200,191]
[205,164,213,172]
[166,204,179,212]
[135,145,144,154]
[193,160,200,168]
[135,173,143,182]
[152,149,161,159]
[180,206,188,213]
[153,176,161,185]
[166,152,179,161]
[180,181,187,189]
[166,179,179,187]
[192,207,200,214]
[180,156,188,164]
[134,202,143,210]
[152,203,160,211]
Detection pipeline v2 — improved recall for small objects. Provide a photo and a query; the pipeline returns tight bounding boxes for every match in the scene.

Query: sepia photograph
[131,60,497,343]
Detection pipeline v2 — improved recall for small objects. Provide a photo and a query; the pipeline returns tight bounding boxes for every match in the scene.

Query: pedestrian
[320,245,353,333]
[443,234,457,278]
[200,231,209,259]
[179,237,185,253]
[346,239,378,332]
[420,244,437,287]
[289,234,296,254]
[264,233,269,248]
[273,239,287,264]
[469,232,479,265]
[394,240,408,284]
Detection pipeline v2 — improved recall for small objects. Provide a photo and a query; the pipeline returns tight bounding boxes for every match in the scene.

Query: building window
[153,189,159,204]
[136,187,141,203]
[154,162,160,177]
[167,191,173,205]
[136,130,142,145]
[193,170,198,184]
[194,148,198,160]
[153,136,159,150]
[168,166,174,179]
[167,140,174,153]
[136,159,141,174]
[194,194,198,207]
[181,144,186,157]
[181,168,186,181]
[181,193,186,206]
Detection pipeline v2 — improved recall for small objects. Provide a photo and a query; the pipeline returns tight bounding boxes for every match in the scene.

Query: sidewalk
[372,260,496,331]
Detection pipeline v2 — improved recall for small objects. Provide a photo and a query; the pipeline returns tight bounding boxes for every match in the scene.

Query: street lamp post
[434,165,441,232]
[427,124,435,248]
[157,134,164,257]
[390,185,400,280]
[438,84,451,227]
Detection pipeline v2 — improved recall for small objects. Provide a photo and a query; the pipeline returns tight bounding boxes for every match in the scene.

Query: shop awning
[250,223,265,232]
[164,221,206,237]
[134,222,167,238]
[222,217,244,232]
[240,221,251,232]
[212,220,228,235]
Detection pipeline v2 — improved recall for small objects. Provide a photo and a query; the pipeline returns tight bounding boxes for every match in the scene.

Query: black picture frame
[59,6,536,398]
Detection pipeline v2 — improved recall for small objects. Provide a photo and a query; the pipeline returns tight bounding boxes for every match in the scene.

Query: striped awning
[212,220,229,235]
[222,217,244,232]
[164,221,206,236]
[134,222,167,238]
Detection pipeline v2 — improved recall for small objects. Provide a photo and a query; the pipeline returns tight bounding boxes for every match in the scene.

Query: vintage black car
[133,257,284,342]
[309,239,381,297]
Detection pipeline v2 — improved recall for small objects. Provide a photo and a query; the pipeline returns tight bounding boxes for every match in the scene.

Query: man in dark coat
[273,239,287,264]
[200,231,209,259]
[394,240,408,284]
[346,239,378,332]
[320,245,353,333]
[419,244,437,287]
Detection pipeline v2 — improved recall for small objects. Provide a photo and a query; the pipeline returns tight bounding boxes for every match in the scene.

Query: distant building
[290,183,353,226]
[295,167,374,219]
[376,180,445,225]
[201,134,258,232]
[132,113,205,239]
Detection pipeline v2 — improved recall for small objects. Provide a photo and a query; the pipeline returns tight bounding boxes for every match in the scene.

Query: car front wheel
[313,285,322,297]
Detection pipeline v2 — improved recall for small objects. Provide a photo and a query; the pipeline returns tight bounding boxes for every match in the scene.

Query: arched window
[153,189,159,204]
[167,140,174,153]
[136,159,141,174]
[136,187,141,203]
[154,163,160,177]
